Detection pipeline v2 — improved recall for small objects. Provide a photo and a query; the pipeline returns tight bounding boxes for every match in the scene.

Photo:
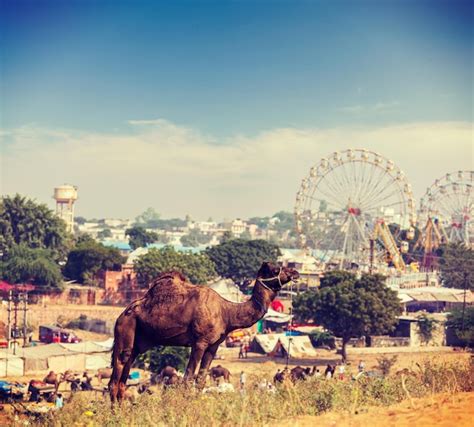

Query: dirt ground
[280,392,474,427]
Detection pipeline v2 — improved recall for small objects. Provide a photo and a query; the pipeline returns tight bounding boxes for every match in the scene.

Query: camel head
[257,262,299,292]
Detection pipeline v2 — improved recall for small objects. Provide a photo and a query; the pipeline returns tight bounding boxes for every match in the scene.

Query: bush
[376,355,398,376]
[31,358,474,427]
[135,346,191,373]
[309,330,336,349]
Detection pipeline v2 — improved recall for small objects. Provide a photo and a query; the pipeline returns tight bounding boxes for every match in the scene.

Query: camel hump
[148,271,187,291]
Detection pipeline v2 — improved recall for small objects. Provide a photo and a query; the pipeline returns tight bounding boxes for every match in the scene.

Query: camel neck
[226,281,276,331]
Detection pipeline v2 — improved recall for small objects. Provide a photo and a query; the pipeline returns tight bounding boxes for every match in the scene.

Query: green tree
[219,230,234,243]
[135,346,190,373]
[439,243,474,290]
[272,211,295,233]
[135,207,161,228]
[125,226,158,250]
[247,216,270,229]
[180,229,211,247]
[63,239,125,284]
[447,307,474,348]
[97,228,112,240]
[0,194,70,259]
[75,216,87,225]
[0,244,63,289]
[416,313,439,345]
[134,246,217,286]
[205,239,281,289]
[293,271,402,360]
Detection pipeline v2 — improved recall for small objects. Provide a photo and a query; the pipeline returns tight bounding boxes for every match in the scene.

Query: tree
[180,229,211,247]
[205,239,281,289]
[447,307,474,348]
[135,207,161,228]
[439,244,474,290]
[125,226,158,250]
[416,313,439,345]
[248,216,270,229]
[75,216,87,225]
[134,246,217,286]
[293,271,402,360]
[271,211,295,233]
[0,194,70,260]
[97,228,112,240]
[0,244,63,289]
[63,239,125,284]
[135,346,190,373]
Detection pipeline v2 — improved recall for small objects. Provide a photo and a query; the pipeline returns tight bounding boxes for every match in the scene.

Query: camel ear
[260,261,272,274]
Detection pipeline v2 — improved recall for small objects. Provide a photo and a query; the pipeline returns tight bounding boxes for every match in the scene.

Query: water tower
[53,185,78,233]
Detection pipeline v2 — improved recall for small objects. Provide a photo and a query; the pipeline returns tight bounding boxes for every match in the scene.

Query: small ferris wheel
[294,149,416,269]
[419,171,473,246]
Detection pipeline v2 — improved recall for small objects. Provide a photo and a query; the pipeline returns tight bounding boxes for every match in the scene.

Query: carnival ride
[294,149,416,271]
[419,171,473,247]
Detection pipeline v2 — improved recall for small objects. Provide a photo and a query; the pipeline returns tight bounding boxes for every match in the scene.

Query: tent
[207,279,244,302]
[0,340,113,377]
[0,352,24,376]
[249,334,285,354]
[263,308,292,323]
[20,344,85,373]
[269,335,318,358]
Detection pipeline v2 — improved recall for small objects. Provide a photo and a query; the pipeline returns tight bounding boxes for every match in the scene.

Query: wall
[0,303,124,331]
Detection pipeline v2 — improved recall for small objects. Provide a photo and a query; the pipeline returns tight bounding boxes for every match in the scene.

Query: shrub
[376,355,398,376]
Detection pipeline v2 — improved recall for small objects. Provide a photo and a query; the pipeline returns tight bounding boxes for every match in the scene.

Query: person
[324,364,333,379]
[238,342,245,359]
[242,336,250,359]
[358,360,365,373]
[239,371,247,393]
[314,368,322,379]
[338,362,346,380]
[55,393,64,409]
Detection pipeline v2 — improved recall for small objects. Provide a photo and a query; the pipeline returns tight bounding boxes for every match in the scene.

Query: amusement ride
[294,149,416,272]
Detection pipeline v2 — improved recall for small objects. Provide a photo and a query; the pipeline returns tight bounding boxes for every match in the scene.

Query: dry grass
[21,357,473,427]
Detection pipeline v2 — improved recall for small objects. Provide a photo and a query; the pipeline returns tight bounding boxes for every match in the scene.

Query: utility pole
[6,290,29,355]
[461,271,468,331]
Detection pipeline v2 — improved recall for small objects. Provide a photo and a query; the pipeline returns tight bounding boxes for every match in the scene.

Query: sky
[0,0,472,220]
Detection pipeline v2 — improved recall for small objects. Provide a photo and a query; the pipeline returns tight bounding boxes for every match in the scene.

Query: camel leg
[196,342,221,386]
[184,342,207,383]
[109,313,136,403]
[117,348,138,401]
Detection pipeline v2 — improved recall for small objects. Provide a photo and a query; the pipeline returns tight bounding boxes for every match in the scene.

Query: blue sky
[2,0,472,134]
[0,0,472,219]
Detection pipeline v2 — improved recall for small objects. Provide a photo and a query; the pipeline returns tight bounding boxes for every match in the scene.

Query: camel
[290,365,317,382]
[273,368,289,384]
[209,365,231,384]
[97,367,113,384]
[43,371,60,391]
[150,366,179,385]
[109,261,299,402]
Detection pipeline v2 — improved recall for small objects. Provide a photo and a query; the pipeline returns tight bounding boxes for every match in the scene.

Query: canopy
[263,308,292,323]
[0,280,35,292]
[207,279,244,303]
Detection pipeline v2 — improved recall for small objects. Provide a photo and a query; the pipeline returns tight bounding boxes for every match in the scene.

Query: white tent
[207,278,244,302]
[0,352,24,377]
[249,334,285,354]
[263,308,292,323]
[271,335,318,358]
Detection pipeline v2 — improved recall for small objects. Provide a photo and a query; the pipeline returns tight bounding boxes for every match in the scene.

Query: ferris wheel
[294,149,416,269]
[419,171,473,246]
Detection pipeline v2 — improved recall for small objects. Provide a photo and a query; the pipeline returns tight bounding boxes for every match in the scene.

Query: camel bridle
[257,267,285,292]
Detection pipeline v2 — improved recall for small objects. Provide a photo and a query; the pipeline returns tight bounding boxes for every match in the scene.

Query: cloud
[338,101,400,114]
[0,120,472,220]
